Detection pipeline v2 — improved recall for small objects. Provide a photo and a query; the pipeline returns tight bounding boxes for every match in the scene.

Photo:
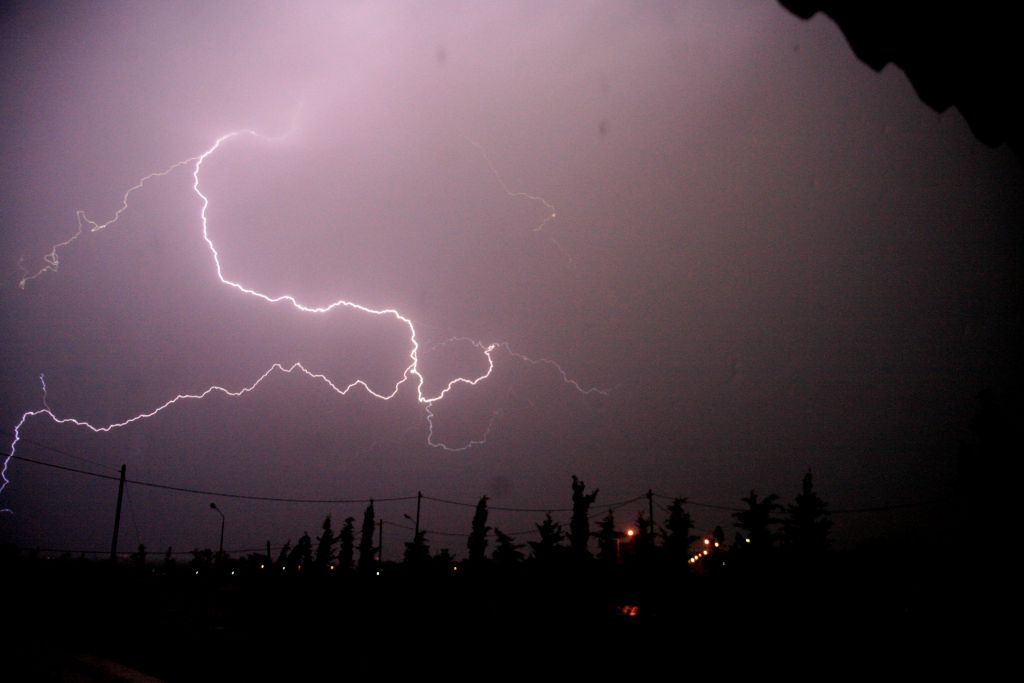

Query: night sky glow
[1,2,1021,559]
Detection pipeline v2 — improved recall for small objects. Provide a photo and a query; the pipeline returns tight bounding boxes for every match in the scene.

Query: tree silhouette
[783,471,831,559]
[662,498,697,567]
[130,544,147,570]
[529,513,565,565]
[357,501,376,575]
[433,548,456,575]
[733,490,783,557]
[162,546,176,571]
[289,532,313,572]
[275,541,291,570]
[190,548,213,574]
[492,528,524,568]
[403,530,430,570]
[467,496,490,565]
[634,510,655,564]
[314,514,337,572]
[593,509,620,564]
[569,475,599,560]
[338,516,355,572]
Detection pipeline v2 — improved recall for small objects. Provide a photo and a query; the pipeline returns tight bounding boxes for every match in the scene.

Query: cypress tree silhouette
[467,495,490,565]
[338,516,355,573]
[783,472,831,560]
[529,513,565,565]
[733,490,783,568]
[314,514,337,572]
[289,532,313,572]
[569,475,599,560]
[162,546,176,570]
[275,541,291,570]
[357,501,376,575]
[593,509,619,564]
[662,498,697,567]
[493,528,524,568]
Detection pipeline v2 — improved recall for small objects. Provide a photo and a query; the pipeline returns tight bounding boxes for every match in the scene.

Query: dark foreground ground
[1,547,987,681]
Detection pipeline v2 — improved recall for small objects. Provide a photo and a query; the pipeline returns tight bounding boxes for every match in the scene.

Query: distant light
[626,529,635,538]
[260,564,265,569]
[704,539,710,545]
[376,570,380,576]
[744,538,750,543]
[230,570,235,575]
[714,542,720,548]
[195,570,199,575]
[702,550,708,556]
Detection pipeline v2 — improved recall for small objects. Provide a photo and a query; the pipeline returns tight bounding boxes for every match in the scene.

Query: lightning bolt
[5,119,606,508]
[465,137,558,233]
[17,158,202,290]
[466,138,577,269]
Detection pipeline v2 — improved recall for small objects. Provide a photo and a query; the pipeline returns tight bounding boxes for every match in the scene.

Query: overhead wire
[4,441,949,541]
[4,453,416,504]
[0,427,120,472]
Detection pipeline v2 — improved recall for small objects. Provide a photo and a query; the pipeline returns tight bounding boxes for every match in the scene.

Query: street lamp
[209,502,225,555]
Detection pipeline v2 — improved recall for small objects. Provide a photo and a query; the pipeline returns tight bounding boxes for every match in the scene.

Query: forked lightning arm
[4,124,607,510]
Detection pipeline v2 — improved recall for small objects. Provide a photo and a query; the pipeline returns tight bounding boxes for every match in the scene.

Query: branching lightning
[18,157,205,290]
[466,137,576,268]
[5,120,606,508]
[465,137,558,233]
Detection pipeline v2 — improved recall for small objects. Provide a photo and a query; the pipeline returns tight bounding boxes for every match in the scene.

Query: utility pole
[210,503,225,556]
[377,518,383,567]
[647,489,654,540]
[110,464,126,562]
[415,491,422,537]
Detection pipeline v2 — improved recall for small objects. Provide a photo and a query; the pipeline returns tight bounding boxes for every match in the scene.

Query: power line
[420,494,571,513]
[651,491,741,512]
[653,490,951,515]
[5,452,949,516]
[421,492,646,514]
[4,453,121,482]
[383,519,467,539]
[830,499,948,514]
[0,428,120,472]
[4,453,415,504]
[11,545,280,557]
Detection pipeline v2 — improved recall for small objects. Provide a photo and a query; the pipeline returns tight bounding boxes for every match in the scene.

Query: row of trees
[184,471,829,577]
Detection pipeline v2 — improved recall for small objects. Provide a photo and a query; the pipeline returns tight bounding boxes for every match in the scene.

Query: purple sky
[2,2,1021,559]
